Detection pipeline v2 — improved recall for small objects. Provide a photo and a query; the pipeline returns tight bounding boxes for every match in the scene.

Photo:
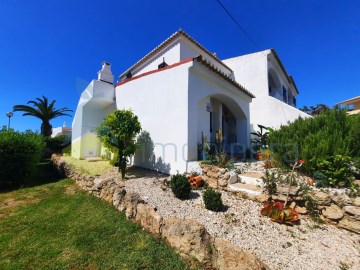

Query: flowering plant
[261,201,299,225]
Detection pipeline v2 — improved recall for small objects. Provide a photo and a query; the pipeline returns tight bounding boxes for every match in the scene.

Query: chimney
[97,61,114,84]
[63,122,66,127]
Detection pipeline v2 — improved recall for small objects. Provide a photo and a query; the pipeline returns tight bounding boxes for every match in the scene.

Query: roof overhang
[119,29,233,79]
[337,96,360,105]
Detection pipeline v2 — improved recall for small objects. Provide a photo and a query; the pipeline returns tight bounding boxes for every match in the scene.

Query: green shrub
[314,155,354,187]
[170,173,191,200]
[268,109,360,186]
[0,127,43,185]
[261,170,277,196]
[203,188,223,211]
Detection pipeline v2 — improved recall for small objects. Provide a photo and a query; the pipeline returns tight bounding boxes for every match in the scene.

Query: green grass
[63,155,112,176]
[0,161,192,270]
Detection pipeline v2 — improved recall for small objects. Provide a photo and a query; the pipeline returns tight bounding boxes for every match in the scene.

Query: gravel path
[122,167,360,270]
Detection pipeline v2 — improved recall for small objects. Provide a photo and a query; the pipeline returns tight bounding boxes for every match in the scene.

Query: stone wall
[51,155,267,270]
[200,164,231,190]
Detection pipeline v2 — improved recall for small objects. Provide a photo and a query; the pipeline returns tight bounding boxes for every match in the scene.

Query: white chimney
[97,61,114,84]
[63,122,66,127]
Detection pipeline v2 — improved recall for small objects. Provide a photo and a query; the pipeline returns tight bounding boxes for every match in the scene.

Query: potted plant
[188,171,203,188]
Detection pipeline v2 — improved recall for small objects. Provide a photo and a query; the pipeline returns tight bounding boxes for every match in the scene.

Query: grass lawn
[62,155,112,176]
[0,161,192,270]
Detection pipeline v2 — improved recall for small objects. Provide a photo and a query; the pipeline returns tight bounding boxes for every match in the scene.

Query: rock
[223,172,230,179]
[344,206,360,217]
[354,180,360,187]
[312,191,331,206]
[228,173,237,184]
[322,204,344,220]
[123,192,143,219]
[352,197,360,207]
[112,187,126,208]
[161,217,212,265]
[99,182,117,203]
[219,168,226,174]
[331,194,352,207]
[289,201,296,209]
[211,167,219,173]
[277,185,299,196]
[207,171,219,179]
[255,194,269,203]
[295,205,308,215]
[218,178,228,187]
[202,166,210,173]
[338,217,360,234]
[135,203,163,235]
[204,176,218,189]
[212,238,267,270]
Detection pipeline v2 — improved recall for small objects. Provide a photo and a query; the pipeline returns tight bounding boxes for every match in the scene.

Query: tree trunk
[41,121,52,137]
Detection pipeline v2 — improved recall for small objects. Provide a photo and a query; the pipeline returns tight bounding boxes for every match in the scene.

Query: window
[158,57,168,69]
[282,86,287,102]
[126,72,132,79]
[293,97,297,106]
[269,86,272,94]
[210,112,213,133]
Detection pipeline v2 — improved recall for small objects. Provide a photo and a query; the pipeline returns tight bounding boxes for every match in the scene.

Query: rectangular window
[269,86,272,94]
[210,112,213,133]
[282,86,287,102]
[293,97,296,106]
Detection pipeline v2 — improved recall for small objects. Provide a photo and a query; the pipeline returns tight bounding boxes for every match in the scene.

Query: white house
[72,29,309,174]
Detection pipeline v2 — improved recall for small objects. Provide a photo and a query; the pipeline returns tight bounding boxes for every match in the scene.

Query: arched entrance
[197,94,248,157]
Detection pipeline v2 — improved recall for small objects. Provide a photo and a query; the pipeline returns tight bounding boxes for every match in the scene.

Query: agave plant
[260,201,299,225]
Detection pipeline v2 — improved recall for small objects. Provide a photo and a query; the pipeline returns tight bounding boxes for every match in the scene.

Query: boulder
[344,205,360,217]
[212,238,267,270]
[352,197,360,207]
[112,187,126,208]
[161,217,212,265]
[338,217,360,234]
[204,176,218,189]
[207,171,219,179]
[331,194,352,207]
[295,205,308,215]
[135,203,163,235]
[255,194,269,203]
[322,204,344,220]
[311,191,331,206]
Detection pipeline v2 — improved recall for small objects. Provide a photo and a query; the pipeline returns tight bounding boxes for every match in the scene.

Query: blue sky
[1,0,359,132]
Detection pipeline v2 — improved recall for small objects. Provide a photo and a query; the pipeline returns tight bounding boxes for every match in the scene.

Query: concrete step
[228,182,262,195]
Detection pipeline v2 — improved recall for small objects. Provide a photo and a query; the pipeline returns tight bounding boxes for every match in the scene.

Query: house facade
[72,29,309,174]
[337,96,360,115]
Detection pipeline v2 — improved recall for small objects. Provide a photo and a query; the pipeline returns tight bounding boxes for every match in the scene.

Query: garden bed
[52,155,360,269]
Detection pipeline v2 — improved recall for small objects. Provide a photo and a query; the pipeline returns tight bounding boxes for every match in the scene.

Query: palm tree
[13,96,73,137]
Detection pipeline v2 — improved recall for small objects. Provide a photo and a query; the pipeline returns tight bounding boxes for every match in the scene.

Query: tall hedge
[0,127,43,185]
[268,109,360,175]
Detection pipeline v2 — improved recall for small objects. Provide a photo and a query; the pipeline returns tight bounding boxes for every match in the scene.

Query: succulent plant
[260,201,299,225]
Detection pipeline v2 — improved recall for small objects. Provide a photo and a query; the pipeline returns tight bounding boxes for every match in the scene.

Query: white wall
[250,96,310,131]
[187,62,252,160]
[71,80,115,159]
[121,36,233,80]
[116,62,192,174]
[223,51,268,98]
[224,50,310,132]
[129,41,181,78]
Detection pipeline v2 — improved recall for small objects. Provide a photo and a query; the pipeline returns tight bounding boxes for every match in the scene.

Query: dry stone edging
[51,155,267,270]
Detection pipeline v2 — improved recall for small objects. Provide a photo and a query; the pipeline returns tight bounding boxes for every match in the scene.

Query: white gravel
[123,167,360,270]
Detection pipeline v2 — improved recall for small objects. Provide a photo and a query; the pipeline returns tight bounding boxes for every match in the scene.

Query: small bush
[0,127,43,186]
[261,170,277,196]
[203,188,223,211]
[43,135,71,157]
[170,173,191,200]
[314,155,354,187]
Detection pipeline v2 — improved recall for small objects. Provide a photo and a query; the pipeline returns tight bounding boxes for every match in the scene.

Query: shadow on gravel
[189,191,200,200]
